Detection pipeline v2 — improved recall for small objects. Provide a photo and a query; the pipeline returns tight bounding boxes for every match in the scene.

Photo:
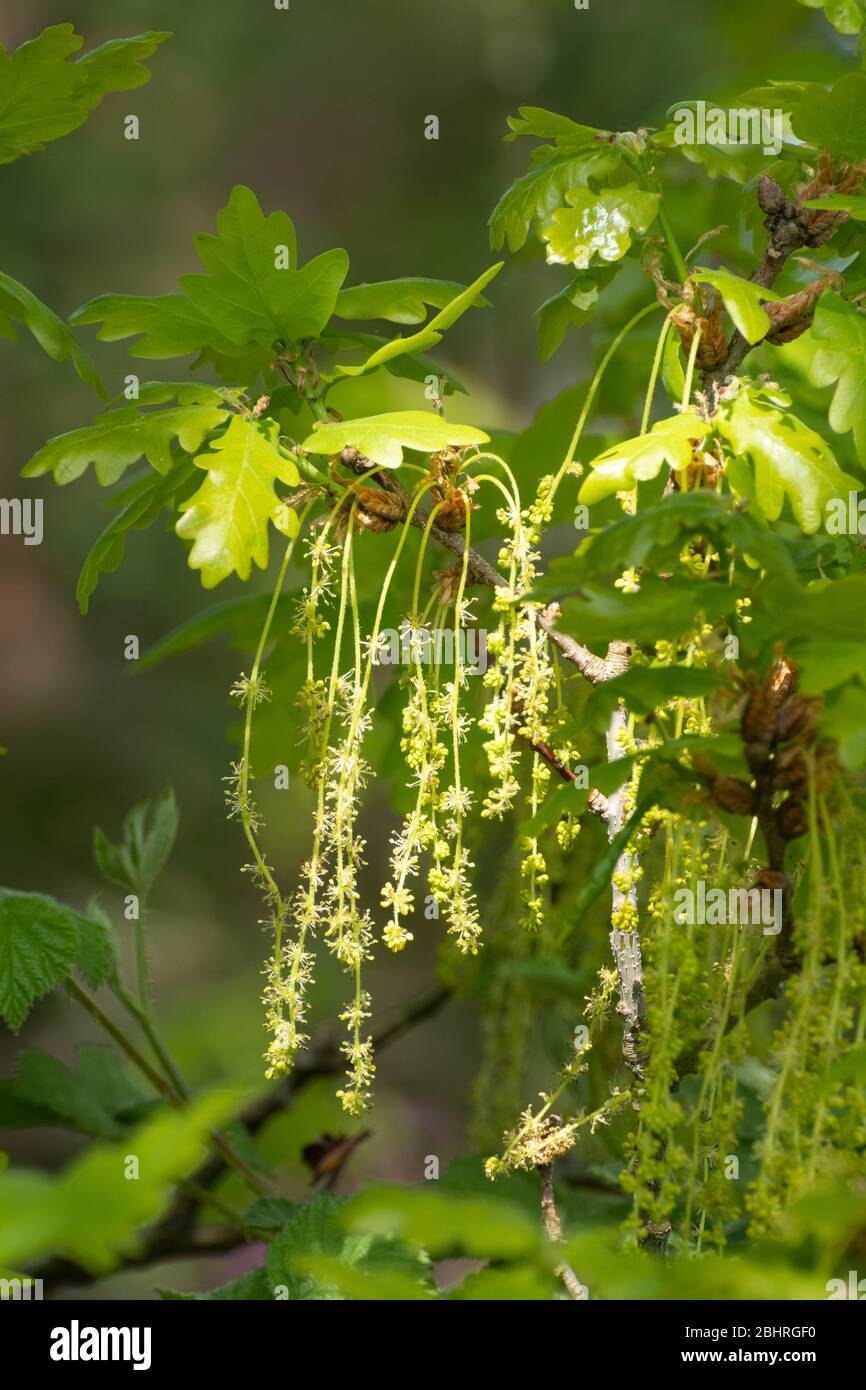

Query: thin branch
[42,984,451,1290]
[539,1164,586,1301]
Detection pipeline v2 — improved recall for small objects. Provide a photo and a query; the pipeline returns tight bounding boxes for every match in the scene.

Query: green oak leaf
[536,266,619,361]
[651,123,762,185]
[542,186,660,269]
[809,293,866,460]
[321,328,467,394]
[0,892,87,1032]
[22,403,229,486]
[823,684,866,768]
[791,638,866,693]
[489,146,621,253]
[76,458,198,614]
[690,266,782,344]
[504,106,602,147]
[578,411,709,505]
[792,73,866,161]
[333,278,489,326]
[70,293,241,360]
[176,415,300,588]
[738,81,811,113]
[329,264,501,380]
[717,388,858,534]
[0,270,104,395]
[301,411,489,470]
[797,0,866,36]
[803,194,866,219]
[180,185,348,348]
[0,26,168,164]
[74,31,172,107]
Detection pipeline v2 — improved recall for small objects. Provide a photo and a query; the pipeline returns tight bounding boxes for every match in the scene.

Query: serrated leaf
[578,411,709,505]
[160,1268,272,1301]
[543,185,660,269]
[717,388,858,533]
[176,415,299,587]
[245,1197,298,1232]
[75,911,117,990]
[180,185,348,347]
[13,1051,124,1140]
[690,266,781,344]
[301,410,489,470]
[0,270,104,395]
[0,1092,235,1273]
[95,788,179,899]
[810,294,866,461]
[76,457,198,614]
[489,146,621,253]
[22,403,229,486]
[334,277,487,325]
[792,73,866,161]
[0,26,168,165]
[344,1185,541,1261]
[265,1194,431,1301]
[0,892,80,1032]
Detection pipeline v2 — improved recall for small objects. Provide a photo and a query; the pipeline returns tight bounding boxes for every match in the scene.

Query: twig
[42,983,451,1289]
[539,1164,586,1301]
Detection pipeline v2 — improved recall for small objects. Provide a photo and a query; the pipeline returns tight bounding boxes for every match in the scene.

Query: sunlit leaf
[578,411,709,505]
[690,265,781,344]
[717,388,858,533]
[22,403,229,485]
[301,410,489,469]
[542,186,660,269]
[176,415,300,587]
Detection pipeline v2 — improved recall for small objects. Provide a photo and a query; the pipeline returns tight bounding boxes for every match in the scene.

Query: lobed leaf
[489,146,622,253]
[333,277,488,326]
[578,411,709,505]
[717,388,858,533]
[176,415,300,587]
[690,266,781,344]
[301,410,489,469]
[542,186,660,270]
[809,293,866,461]
[0,26,168,164]
[22,402,229,486]
[0,270,104,395]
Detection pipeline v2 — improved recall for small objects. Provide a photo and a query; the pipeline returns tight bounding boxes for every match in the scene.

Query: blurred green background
[0,0,856,1294]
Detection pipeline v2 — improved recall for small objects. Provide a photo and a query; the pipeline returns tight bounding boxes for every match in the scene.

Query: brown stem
[539,1164,586,1300]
